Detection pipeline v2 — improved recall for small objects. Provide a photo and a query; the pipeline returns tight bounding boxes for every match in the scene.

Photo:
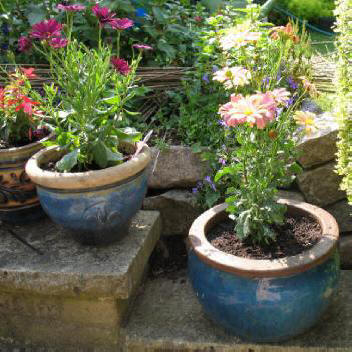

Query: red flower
[110,18,134,30]
[15,96,40,116]
[21,67,37,79]
[111,57,130,75]
[92,4,116,27]
[49,37,68,49]
[57,4,86,11]
[132,44,153,51]
[18,36,32,52]
[31,19,63,40]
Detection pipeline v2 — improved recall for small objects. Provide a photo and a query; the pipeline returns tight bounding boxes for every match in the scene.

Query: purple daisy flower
[132,44,153,51]
[110,18,134,30]
[30,19,63,40]
[57,4,86,11]
[111,57,131,75]
[18,36,32,52]
[49,37,68,49]
[92,4,116,27]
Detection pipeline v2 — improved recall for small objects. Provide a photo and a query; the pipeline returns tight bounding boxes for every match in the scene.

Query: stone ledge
[0,211,161,300]
[122,270,351,352]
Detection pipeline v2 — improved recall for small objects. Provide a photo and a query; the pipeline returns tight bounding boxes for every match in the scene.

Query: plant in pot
[0,67,52,223]
[188,8,340,342]
[25,4,152,245]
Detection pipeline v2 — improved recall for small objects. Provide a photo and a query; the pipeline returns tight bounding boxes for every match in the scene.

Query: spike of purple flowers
[30,19,63,40]
[204,176,217,191]
[110,18,134,30]
[57,4,86,11]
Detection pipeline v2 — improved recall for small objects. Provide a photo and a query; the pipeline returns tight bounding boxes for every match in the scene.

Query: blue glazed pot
[188,200,340,342]
[26,144,151,245]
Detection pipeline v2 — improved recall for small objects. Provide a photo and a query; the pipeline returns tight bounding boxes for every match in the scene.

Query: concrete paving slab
[0,211,161,299]
[123,270,352,352]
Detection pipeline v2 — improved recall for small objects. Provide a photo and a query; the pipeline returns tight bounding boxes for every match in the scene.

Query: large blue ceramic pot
[25,144,151,245]
[188,199,340,342]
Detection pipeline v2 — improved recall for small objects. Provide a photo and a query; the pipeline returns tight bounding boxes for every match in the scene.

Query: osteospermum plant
[23,3,152,172]
[213,6,316,245]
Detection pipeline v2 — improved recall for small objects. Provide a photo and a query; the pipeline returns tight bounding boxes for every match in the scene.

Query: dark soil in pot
[208,214,322,260]
[0,130,50,149]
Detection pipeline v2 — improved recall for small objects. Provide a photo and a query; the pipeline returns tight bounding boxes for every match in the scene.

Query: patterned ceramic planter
[0,134,53,224]
[188,199,340,342]
[26,144,151,245]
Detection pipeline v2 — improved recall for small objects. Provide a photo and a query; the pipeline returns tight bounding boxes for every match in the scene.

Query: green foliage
[281,0,335,21]
[0,0,207,66]
[32,16,143,172]
[335,0,352,203]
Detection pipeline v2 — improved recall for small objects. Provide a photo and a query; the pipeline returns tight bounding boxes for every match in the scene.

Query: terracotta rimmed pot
[188,199,340,342]
[26,144,151,245]
[0,133,53,224]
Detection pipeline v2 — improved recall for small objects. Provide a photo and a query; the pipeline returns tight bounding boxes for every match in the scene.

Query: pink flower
[132,44,153,51]
[49,37,68,49]
[21,67,37,79]
[92,4,116,27]
[57,4,86,11]
[213,66,251,89]
[18,36,32,52]
[110,18,134,30]
[111,57,130,75]
[30,19,63,40]
[269,88,291,105]
[220,31,261,50]
[219,93,277,129]
[194,16,203,22]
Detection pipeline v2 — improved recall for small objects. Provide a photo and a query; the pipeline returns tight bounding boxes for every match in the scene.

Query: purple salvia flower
[202,73,210,84]
[287,77,298,90]
[204,176,216,191]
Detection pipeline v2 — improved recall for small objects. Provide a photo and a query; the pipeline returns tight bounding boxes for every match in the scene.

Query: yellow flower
[293,111,316,136]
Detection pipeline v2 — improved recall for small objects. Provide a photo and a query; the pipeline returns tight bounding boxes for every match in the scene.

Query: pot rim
[0,132,54,155]
[188,199,339,278]
[25,143,151,190]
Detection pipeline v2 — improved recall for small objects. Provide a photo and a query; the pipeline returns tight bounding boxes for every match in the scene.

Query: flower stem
[116,31,121,57]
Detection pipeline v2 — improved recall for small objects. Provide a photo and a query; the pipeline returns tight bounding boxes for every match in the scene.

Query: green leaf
[56,149,79,172]
[115,127,142,142]
[157,41,176,59]
[215,167,233,182]
[191,143,202,153]
[92,142,108,169]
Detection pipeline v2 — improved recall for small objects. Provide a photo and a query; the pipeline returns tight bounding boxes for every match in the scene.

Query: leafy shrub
[281,0,335,21]
[335,0,352,203]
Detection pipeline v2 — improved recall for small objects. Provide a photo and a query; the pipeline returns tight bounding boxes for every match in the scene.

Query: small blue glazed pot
[188,200,340,342]
[26,144,151,245]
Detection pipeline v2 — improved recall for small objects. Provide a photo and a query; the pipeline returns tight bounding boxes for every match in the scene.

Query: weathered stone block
[326,200,352,234]
[143,190,202,236]
[297,162,345,207]
[340,236,352,269]
[148,146,209,189]
[0,211,161,350]
[297,113,338,168]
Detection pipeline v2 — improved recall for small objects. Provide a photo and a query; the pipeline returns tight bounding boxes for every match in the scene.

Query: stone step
[0,211,161,351]
[122,270,352,352]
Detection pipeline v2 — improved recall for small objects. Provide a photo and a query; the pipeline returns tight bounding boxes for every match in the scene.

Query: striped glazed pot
[0,134,52,224]
[188,199,340,342]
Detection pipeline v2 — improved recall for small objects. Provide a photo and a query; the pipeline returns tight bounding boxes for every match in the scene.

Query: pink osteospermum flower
[219,93,277,129]
[111,57,131,75]
[220,31,261,50]
[49,37,68,49]
[270,88,291,106]
[213,66,251,89]
[57,4,86,11]
[132,44,153,51]
[110,18,134,30]
[92,4,116,27]
[31,19,63,40]
[18,36,32,52]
